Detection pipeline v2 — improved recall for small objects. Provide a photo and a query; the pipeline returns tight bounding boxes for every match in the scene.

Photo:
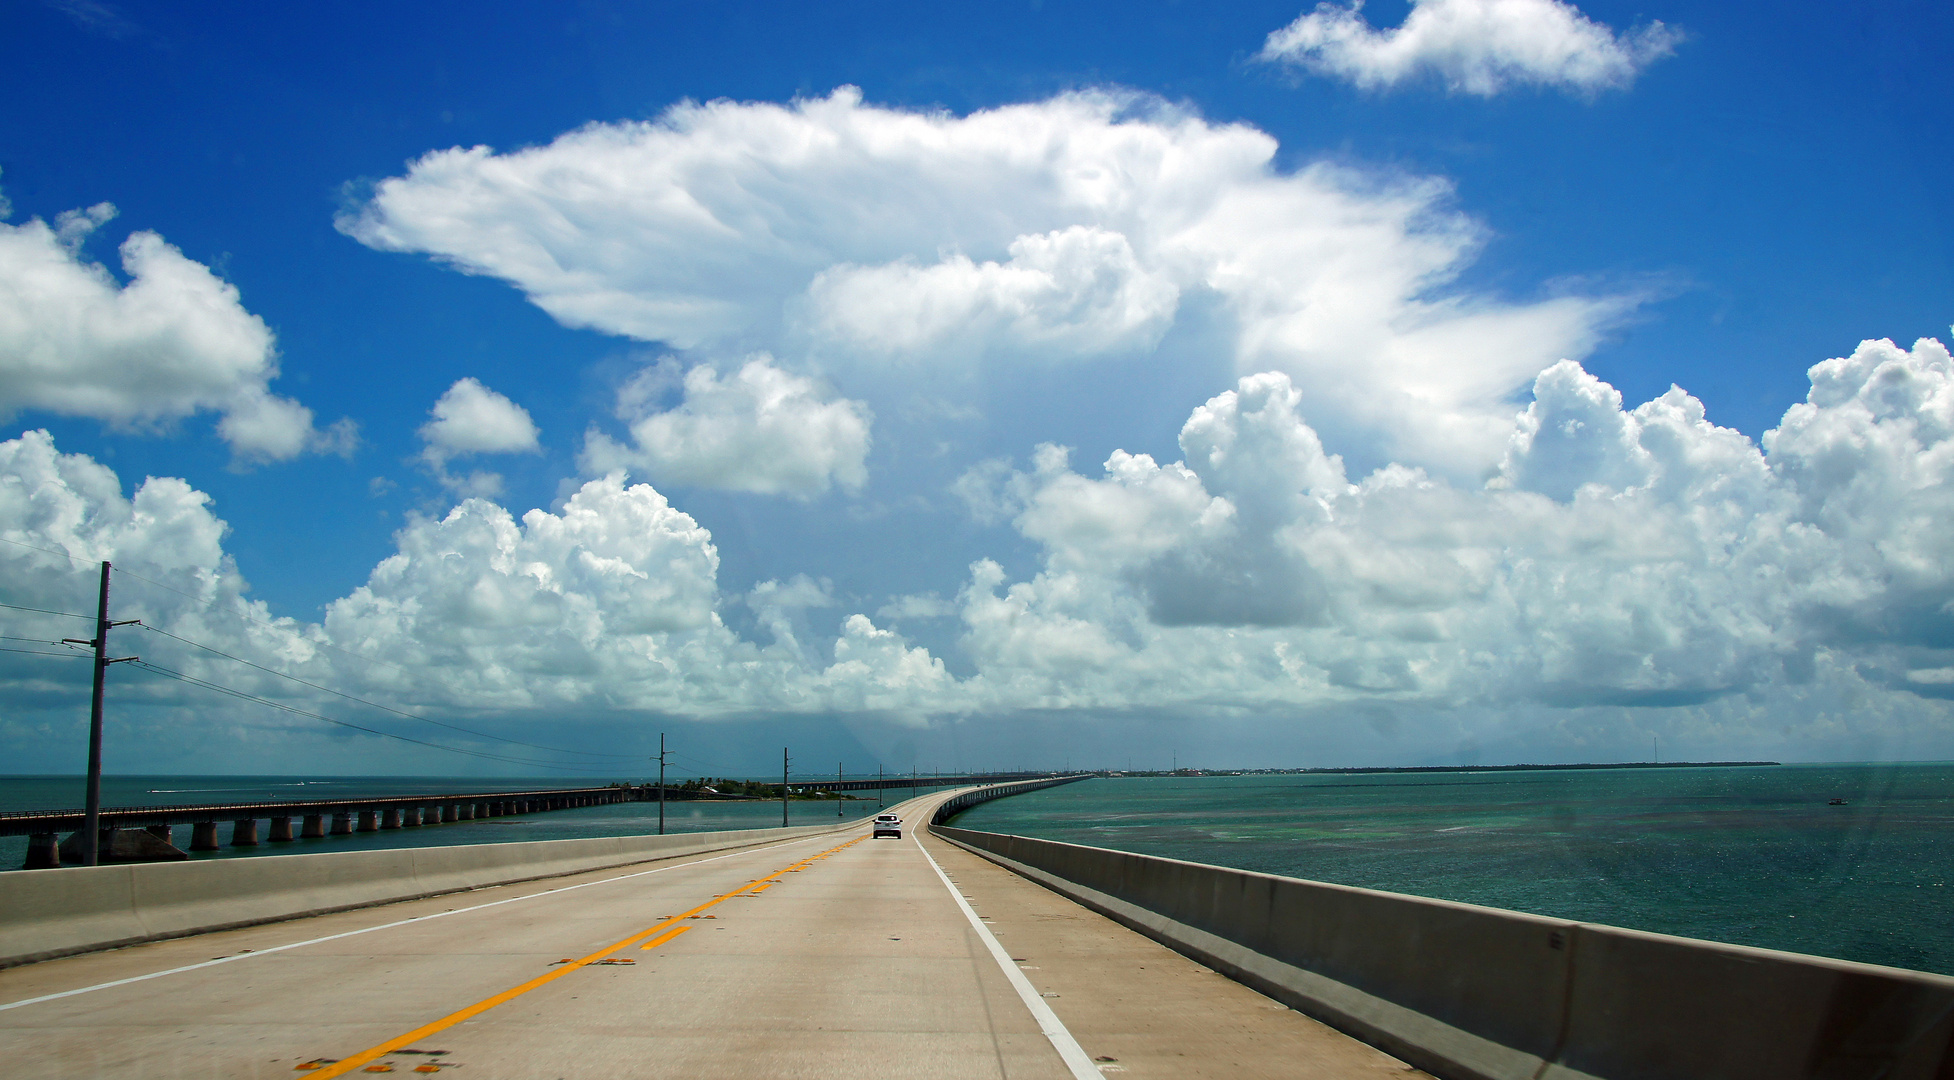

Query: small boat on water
[1829,798,1848,805]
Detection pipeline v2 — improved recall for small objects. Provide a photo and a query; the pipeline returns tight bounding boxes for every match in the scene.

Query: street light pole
[656,732,668,836]
[837,761,843,817]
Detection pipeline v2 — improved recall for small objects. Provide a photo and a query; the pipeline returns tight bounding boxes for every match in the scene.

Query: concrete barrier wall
[0,811,888,969]
[934,825,1954,1080]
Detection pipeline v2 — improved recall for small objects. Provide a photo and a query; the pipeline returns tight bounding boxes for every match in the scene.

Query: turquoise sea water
[949,765,1954,976]
[0,775,925,872]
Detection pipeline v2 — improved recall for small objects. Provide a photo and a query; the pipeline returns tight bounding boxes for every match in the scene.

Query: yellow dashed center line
[301,834,866,1078]
[638,925,690,950]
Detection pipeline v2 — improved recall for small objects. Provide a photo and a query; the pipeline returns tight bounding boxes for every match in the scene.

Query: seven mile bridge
[2,778,1951,1080]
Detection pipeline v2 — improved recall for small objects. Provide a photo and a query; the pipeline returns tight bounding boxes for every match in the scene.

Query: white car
[872,813,902,839]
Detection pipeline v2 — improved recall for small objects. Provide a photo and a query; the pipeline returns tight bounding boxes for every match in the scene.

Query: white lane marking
[0,830,853,1015]
[915,831,1101,1080]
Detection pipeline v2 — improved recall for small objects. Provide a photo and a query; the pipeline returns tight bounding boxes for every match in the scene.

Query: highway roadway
[0,792,1422,1079]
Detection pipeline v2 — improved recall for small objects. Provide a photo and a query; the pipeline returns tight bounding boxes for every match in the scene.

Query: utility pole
[781,748,789,828]
[878,764,884,809]
[62,561,139,867]
[656,733,669,835]
[837,761,843,817]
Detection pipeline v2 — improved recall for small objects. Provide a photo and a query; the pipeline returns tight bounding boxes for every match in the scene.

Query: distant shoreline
[1113,761,1781,777]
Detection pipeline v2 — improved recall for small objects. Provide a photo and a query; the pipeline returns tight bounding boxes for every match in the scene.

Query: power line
[129,661,624,774]
[0,646,90,659]
[109,563,426,681]
[135,623,642,760]
[0,541,648,763]
[0,534,431,683]
[0,534,89,564]
[3,543,666,769]
[0,601,95,621]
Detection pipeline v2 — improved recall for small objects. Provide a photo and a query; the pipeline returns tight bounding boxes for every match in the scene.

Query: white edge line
[0,828,853,1015]
[915,831,1102,1080]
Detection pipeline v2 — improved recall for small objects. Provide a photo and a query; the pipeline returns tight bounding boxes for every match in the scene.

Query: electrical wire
[135,624,642,760]
[0,535,660,765]
[0,646,90,659]
[0,535,429,683]
[128,660,627,774]
[108,563,429,681]
[0,601,95,621]
[0,535,90,564]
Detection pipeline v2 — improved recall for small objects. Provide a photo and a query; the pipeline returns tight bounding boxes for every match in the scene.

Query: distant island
[1107,761,1781,777]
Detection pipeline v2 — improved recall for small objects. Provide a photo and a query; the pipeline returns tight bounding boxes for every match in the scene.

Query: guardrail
[932,816,1954,1080]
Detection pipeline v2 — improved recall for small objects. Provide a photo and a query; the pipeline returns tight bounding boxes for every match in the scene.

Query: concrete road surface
[0,792,1421,1079]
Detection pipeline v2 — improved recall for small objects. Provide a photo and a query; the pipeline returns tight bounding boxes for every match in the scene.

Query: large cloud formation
[0,200,351,462]
[956,336,1954,723]
[0,428,944,757]
[2,336,1952,766]
[1260,0,1681,96]
[340,87,1629,476]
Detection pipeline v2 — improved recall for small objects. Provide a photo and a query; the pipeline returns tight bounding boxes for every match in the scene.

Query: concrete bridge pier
[331,812,353,835]
[23,833,58,869]
[268,817,294,842]
[145,824,172,844]
[357,811,378,832]
[190,821,220,851]
[401,808,421,827]
[302,814,326,838]
[380,809,401,829]
[230,819,259,847]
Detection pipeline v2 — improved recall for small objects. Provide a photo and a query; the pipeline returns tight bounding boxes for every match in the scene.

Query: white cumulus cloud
[0,202,350,462]
[0,430,965,770]
[1260,0,1681,96]
[581,356,870,498]
[340,88,1632,474]
[417,377,541,496]
[953,336,1954,725]
[420,378,541,461]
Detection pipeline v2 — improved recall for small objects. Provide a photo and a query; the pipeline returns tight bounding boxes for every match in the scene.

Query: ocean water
[948,765,1954,976]
[0,774,929,871]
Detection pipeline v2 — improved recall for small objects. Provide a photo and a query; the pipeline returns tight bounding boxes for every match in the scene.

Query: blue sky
[0,0,1950,776]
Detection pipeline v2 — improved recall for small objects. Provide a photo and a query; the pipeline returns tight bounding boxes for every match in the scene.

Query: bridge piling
[302,815,326,838]
[190,822,219,851]
[268,817,293,842]
[230,819,258,847]
[357,811,377,832]
[24,833,58,869]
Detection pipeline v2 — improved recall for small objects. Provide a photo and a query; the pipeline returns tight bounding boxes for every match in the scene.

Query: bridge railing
[929,775,1093,825]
